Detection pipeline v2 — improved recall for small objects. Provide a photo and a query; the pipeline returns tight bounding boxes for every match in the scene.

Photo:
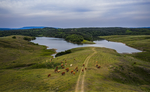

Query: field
[100,35,150,62]
[0,35,150,92]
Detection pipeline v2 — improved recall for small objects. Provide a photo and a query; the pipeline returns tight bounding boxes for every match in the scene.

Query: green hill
[0,35,150,92]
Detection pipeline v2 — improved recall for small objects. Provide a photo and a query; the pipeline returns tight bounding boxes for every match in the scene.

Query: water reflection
[31,37,142,54]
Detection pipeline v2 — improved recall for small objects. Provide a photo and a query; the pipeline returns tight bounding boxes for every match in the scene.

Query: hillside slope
[0,35,150,91]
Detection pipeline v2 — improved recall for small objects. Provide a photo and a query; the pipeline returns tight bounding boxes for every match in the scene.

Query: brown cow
[83,64,85,66]
[56,66,58,69]
[48,74,51,77]
[62,72,65,75]
[73,72,75,75]
[85,68,87,70]
[75,67,78,69]
[96,64,98,67]
[97,66,101,68]
[62,66,65,69]
[71,70,73,74]
[82,69,84,72]
[65,68,69,72]
[54,68,58,73]
[76,69,78,72]
[61,65,64,67]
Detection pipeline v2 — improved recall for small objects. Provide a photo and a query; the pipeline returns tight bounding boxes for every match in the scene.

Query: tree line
[0,27,150,43]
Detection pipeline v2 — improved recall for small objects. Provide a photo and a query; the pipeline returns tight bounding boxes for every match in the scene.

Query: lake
[31,37,142,55]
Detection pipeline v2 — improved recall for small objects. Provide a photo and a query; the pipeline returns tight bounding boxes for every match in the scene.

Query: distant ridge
[0,26,59,31]
[0,26,150,31]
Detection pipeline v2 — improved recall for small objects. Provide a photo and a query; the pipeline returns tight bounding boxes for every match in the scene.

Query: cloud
[0,0,150,28]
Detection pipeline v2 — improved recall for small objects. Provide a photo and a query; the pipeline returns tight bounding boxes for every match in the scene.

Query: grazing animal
[97,66,101,68]
[134,62,136,64]
[56,66,58,69]
[75,67,78,69]
[96,61,98,63]
[85,68,86,70]
[70,64,72,67]
[54,69,58,72]
[61,65,64,67]
[48,74,51,77]
[82,69,84,72]
[73,72,75,75]
[96,64,98,67]
[74,59,75,60]
[83,64,85,66]
[76,69,78,72]
[62,72,65,75]
[57,70,61,73]
[65,68,69,72]
[61,61,63,63]
[71,70,73,74]
[62,66,65,69]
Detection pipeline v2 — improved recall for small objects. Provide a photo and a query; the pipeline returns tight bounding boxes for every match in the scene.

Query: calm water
[31,37,142,54]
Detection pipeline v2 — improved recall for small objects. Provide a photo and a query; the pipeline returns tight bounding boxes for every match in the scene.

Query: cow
[96,64,98,67]
[65,68,69,72]
[71,70,73,74]
[54,68,58,73]
[82,69,84,72]
[70,64,72,67]
[73,72,75,75]
[57,70,61,73]
[83,64,85,66]
[134,62,136,64]
[85,68,87,70]
[56,66,58,69]
[76,69,78,72]
[62,66,65,69]
[74,67,78,71]
[61,61,63,63]
[62,72,65,75]
[97,66,101,68]
[48,74,51,77]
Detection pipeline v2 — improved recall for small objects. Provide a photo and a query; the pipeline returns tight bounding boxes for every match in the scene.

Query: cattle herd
[47,60,101,77]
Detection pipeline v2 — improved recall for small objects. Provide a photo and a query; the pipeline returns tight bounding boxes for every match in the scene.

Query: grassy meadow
[0,35,150,92]
[100,35,150,62]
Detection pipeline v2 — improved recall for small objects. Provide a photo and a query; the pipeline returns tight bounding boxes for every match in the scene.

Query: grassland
[0,35,55,69]
[100,35,150,62]
[0,35,150,92]
[81,40,95,44]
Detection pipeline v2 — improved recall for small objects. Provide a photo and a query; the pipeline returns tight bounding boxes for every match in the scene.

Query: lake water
[31,37,142,55]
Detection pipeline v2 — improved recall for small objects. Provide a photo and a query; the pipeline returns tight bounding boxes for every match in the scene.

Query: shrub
[55,50,71,57]
[12,36,16,39]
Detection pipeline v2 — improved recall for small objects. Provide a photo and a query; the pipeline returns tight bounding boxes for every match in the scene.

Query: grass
[82,40,95,44]
[0,35,150,91]
[0,35,55,69]
[100,35,150,62]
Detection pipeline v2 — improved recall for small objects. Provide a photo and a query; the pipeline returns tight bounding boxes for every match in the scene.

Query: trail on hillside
[75,48,97,92]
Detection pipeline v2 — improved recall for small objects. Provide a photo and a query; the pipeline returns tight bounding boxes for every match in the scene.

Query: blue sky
[0,0,150,28]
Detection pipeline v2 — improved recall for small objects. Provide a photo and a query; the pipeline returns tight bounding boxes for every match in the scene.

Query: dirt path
[75,48,97,92]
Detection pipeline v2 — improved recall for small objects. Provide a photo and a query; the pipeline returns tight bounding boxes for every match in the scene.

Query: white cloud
[0,0,150,27]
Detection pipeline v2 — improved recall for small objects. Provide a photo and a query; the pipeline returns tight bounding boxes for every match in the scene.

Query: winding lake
[31,37,142,54]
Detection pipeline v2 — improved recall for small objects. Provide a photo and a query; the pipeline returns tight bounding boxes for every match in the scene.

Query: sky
[0,0,150,28]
